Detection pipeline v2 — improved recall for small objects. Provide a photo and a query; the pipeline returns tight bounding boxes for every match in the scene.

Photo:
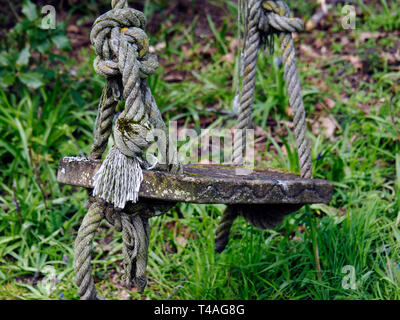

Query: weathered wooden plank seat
[57,157,333,205]
[58,0,335,300]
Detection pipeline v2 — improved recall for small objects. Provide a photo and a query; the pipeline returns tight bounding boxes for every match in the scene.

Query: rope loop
[105,204,123,231]
[89,1,161,164]
[91,8,158,82]
[259,0,304,34]
[217,0,313,253]
[111,0,128,9]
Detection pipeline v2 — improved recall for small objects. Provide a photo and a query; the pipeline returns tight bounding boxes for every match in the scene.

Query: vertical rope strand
[216,0,313,252]
[280,32,312,178]
[215,207,239,253]
[233,0,262,164]
[216,0,262,253]
[90,80,118,160]
[74,201,104,300]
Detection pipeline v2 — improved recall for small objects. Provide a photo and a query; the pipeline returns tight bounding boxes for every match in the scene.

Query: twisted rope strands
[232,0,261,165]
[91,5,160,208]
[121,212,136,288]
[280,33,312,178]
[74,201,104,300]
[264,0,312,178]
[215,207,239,253]
[131,215,150,293]
[120,213,149,293]
[111,0,127,9]
[74,0,168,300]
[216,0,313,252]
[89,0,130,161]
[90,80,118,160]
[215,0,262,253]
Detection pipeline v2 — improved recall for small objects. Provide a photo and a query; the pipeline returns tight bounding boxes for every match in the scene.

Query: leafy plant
[0,0,71,90]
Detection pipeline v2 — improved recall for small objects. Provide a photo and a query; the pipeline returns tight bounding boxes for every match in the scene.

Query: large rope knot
[89,5,159,159]
[90,7,158,84]
[259,0,304,34]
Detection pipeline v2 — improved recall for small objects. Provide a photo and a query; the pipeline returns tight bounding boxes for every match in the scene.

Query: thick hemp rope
[90,0,182,208]
[215,0,313,252]
[74,0,181,300]
[74,201,104,300]
[91,5,158,208]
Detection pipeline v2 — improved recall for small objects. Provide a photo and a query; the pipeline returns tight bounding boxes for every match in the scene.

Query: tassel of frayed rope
[90,5,160,210]
[93,142,158,209]
[93,147,144,209]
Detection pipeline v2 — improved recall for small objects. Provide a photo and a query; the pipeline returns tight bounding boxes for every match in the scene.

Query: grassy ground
[0,0,399,300]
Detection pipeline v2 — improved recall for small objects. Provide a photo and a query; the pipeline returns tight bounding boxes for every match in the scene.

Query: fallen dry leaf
[300,44,321,60]
[229,38,239,53]
[280,144,288,156]
[118,290,131,300]
[311,115,338,140]
[382,49,400,65]
[342,55,363,70]
[176,236,188,248]
[314,38,323,49]
[359,32,383,43]
[149,41,166,54]
[320,116,336,137]
[340,36,349,46]
[305,5,332,31]
[67,25,79,33]
[103,245,112,252]
[323,97,335,109]
[254,126,267,137]
[221,52,235,64]
[164,70,186,82]
[181,44,192,58]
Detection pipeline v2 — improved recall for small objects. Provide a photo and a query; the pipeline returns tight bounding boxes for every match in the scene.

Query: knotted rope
[90,2,159,208]
[74,0,181,300]
[215,0,313,252]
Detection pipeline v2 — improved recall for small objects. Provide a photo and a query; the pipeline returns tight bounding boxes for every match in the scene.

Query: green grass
[0,0,399,300]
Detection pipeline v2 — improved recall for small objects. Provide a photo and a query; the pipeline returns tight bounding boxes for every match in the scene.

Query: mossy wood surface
[57,157,333,205]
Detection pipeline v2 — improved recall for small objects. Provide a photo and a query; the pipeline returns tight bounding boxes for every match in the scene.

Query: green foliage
[0,0,71,90]
[357,0,400,31]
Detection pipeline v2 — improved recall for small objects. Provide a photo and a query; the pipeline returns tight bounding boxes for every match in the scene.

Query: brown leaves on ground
[164,69,188,83]
[311,114,339,141]
[221,38,240,64]
[297,16,400,127]
[55,1,400,143]
[146,0,226,39]
[162,220,196,254]
[117,289,131,300]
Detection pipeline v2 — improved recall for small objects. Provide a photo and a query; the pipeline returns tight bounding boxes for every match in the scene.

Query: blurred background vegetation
[0,0,399,299]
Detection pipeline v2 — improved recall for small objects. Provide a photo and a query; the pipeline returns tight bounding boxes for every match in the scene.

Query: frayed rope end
[93,147,143,209]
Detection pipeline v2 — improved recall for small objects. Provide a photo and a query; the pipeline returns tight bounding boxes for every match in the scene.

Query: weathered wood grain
[57,157,333,205]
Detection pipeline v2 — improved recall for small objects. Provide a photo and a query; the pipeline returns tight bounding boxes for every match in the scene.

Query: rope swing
[60,0,333,300]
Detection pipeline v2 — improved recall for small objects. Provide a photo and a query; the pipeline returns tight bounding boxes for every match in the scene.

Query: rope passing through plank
[90,1,182,208]
[74,0,181,300]
[215,0,313,253]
